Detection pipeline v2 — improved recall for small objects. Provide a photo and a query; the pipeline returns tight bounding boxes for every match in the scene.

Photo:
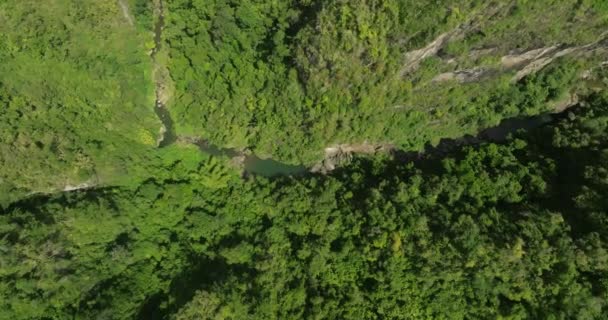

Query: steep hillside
[0,0,159,203]
[163,0,608,163]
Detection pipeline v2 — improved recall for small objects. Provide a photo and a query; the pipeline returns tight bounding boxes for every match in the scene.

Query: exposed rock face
[63,182,93,192]
[311,143,393,173]
[551,93,579,113]
[501,46,561,69]
[399,32,458,76]
[156,119,167,147]
[510,32,608,78]
[430,31,608,85]
[118,0,134,26]
[154,65,173,106]
[510,47,578,82]
[28,178,98,197]
[399,2,513,77]
[432,67,489,83]
[432,46,563,84]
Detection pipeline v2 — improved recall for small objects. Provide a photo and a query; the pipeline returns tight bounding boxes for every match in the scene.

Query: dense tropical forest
[1,0,608,319]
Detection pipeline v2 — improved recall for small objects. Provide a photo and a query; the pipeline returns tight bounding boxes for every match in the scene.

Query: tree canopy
[1,1,608,319]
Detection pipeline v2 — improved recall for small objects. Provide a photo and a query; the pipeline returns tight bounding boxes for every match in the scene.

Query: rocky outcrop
[431,31,608,85]
[501,46,560,69]
[26,177,98,198]
[118,0,134,26]
[399,31,460,77]
[551,93,579,113]
[156,120,167,147]
[63,182,94,192]
[399,2,513,77]
[512,32,608,82]
[510,47,577,82]
[432,67,489,83]
[311,143,393,173]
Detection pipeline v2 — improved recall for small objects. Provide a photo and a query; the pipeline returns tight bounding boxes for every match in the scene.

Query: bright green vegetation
[164,0,608,164]
[0,0,160,203]
[2,92,608,319]
[2,0,608,319]
[1,0,607,196]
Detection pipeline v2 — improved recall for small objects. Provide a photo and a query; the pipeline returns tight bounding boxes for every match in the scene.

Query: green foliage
[0,0,162,203]
[1,1,608,319]
[163,0,607,164]
[3,94,608,319]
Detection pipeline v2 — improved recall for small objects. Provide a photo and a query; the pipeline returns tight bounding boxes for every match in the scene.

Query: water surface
[196,141,307,176]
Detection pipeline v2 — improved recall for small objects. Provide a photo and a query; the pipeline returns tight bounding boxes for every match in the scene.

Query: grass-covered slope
[0,0,160,203]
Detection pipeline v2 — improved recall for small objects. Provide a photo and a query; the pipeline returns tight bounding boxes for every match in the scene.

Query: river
[198,110,562,177]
